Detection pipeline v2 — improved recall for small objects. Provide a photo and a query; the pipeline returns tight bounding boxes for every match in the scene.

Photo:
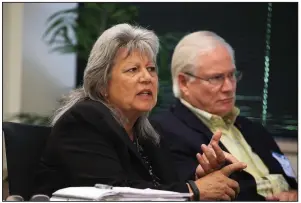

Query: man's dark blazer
[150,99,297,201]
[33,99,188,197]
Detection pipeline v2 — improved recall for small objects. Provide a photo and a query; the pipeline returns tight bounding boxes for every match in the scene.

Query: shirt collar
[179,98,240,126]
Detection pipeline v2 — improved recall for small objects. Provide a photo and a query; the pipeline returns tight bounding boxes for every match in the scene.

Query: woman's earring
[104,93,108,97]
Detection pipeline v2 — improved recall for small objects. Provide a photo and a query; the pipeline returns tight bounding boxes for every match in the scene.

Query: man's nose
[221,77,235,91]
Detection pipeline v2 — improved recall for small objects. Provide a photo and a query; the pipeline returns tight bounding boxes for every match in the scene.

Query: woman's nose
[139,69,152,83]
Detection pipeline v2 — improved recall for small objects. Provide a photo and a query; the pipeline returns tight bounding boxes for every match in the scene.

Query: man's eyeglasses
[183,70,243,86]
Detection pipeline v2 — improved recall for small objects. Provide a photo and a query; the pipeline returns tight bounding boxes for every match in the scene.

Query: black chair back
[3,122,51,200]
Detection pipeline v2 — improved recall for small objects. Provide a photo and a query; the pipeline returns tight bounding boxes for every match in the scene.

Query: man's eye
[228,72,235,78]
[147,67,156,72]
[210,75,224,81]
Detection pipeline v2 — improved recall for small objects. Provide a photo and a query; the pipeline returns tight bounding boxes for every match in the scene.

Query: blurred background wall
[3,3,76,121]
[21,3,77,116]
[3,3,76,197]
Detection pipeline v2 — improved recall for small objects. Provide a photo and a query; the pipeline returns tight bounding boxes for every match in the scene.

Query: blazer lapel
[234,117,281,173]
[94,102,149,171]
[172,100,229,152]
[139,138,176,182]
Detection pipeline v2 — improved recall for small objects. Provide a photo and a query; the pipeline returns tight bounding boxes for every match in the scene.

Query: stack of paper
[50,186,191,201]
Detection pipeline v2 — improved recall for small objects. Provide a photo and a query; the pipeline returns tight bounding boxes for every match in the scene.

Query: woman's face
[107,48,158,118]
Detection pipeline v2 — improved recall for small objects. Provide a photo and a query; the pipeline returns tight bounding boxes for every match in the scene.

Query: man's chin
[215,107,234,117]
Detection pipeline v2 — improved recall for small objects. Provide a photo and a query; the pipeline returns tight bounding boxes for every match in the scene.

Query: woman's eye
[147,67,156,72]
[127,67,138,72]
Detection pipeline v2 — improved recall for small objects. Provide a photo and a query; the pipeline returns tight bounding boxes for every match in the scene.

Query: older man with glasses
[150,31,297,201]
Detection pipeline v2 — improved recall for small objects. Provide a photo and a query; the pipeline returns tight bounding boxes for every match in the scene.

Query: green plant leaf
[101,3,117,13]
[46,25,66,45]
[128,5,139,15]
[46,7,78,23]
[50,44,77,54]
[9,113,50,126]
[111,10,127,19]
[43,16,65,40]
[44,3,141,61]
[62,26,73,45]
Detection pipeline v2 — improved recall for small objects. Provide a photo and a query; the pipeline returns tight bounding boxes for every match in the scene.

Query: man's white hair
[171,31,235,98]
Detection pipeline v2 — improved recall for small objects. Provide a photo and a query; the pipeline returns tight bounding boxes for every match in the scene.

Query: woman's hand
[195,131,240,179]
[190,162,247,201]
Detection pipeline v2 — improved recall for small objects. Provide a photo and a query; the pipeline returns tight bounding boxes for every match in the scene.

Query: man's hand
[193,162,247,201]
[266,190,298,201]
[195,131,240,178]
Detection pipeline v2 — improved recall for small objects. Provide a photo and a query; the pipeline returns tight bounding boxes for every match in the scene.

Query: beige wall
[3,3,24,120]
[3,3,24,182]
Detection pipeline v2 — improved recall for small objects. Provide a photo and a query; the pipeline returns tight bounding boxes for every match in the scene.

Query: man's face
[179,45,237,117]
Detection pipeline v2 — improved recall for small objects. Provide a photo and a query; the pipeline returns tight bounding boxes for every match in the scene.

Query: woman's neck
[126,111,141,139]
[124,124,135,141]
[114,108,140,141]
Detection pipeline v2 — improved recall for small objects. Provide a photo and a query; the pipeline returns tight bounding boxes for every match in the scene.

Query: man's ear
[178,74,190,97]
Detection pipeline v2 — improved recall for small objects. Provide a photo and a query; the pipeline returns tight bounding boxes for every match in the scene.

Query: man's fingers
[278,192,289,201]
[273,191,298,201]
[211,142,225,165]
[209,130,222,145]
[289,192,297,201]
[201,144,219,169]
[265,195,279,201]
[288,194,295,202]
[220,162,247,176]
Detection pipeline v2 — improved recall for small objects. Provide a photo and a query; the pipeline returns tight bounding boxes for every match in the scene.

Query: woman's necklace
[133,136,160,187]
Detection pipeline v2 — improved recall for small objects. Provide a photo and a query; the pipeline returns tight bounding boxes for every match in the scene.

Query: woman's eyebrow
[124,61,140,66]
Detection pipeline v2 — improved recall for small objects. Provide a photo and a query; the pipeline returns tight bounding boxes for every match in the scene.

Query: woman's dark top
[33,99,189,196]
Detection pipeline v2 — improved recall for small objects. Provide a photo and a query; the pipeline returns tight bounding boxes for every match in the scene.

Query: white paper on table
[51,186,191,201]
[51,187,116,200]
[111,187,191,198]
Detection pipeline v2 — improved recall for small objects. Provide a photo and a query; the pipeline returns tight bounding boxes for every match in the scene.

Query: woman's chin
[134,104,155,113]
